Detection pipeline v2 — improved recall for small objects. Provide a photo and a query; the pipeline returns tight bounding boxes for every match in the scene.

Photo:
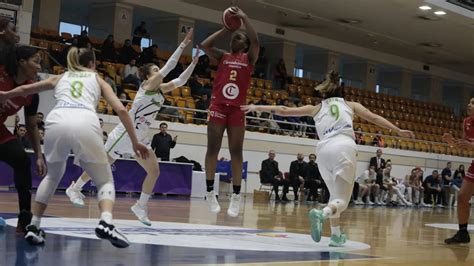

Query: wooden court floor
[0,191,473,266]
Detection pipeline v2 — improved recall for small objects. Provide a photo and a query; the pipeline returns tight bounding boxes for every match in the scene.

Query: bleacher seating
[30,32,466,157]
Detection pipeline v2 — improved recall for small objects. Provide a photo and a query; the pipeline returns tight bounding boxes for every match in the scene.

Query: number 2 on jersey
[229,70,237,81]
[71,81,83,99]
[329,104,340,120]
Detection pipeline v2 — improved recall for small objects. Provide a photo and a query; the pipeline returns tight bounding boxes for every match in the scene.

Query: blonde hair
[67,47,96,72]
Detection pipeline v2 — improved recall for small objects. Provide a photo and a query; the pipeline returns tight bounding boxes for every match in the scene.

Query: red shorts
[464,161,474,183]
[208,103,246,127]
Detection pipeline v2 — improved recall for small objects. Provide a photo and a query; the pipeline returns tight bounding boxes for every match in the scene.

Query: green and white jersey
[114,85,164,141]
[314,97,354,143]
[54,71,101,111]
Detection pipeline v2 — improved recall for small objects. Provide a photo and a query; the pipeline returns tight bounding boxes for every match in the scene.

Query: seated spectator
[118,92,129,107]
[441,162,452,206]
[273,59,288,90]
[288,153,307,201]
[305,154,327,202]
[355,165,378,205]
[77,30,92,48]
[139,44,159,65]
[383,166,411,206]
[194,55,211,78]
[260,112,281,134]
[245,101,262,131]
[254,46,268,79]
[423,170,443,207]
[119,39,138,64]
[256,94,269,105]
[104,72,118,95]
[451,164,465,206]
[260,150,289,202]
[38,128,44,145]
[101,34,117,62]
[158,99,185,123]
[16,124,31,150]
[300,115,316,139]
[36,112,45,130]
[355,127,365,145]
[372,130,385,147]
[194,93,210,124]
[132,21,149,46]
[189,74,212,97]
[122,58,141,89]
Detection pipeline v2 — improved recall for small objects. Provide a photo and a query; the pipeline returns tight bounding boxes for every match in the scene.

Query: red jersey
[0,65,38,144]
[464,117,474,142]
[211,53,253,107]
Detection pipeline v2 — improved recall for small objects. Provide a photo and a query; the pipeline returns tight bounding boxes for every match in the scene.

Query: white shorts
[316,135,357,201]
[104,123,150,160]
[44,108,108,165]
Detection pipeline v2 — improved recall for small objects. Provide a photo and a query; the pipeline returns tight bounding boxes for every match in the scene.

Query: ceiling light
[418,5,432,10]
[434,10,447,15]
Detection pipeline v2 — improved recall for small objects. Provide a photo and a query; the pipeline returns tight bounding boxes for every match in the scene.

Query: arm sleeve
[171,61,197,88]
[159,42,186,77]
[24,94,39,117]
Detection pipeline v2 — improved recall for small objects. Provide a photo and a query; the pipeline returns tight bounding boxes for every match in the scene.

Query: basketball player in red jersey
[200,7,259,217]
[444,97,474,244]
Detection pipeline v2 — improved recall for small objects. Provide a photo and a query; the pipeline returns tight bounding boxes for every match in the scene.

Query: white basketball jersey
[314,97,354,142]
[114,85,165,140]
[54,71,101,112]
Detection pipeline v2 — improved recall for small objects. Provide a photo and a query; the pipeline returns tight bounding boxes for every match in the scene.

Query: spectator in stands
[77,30,92,48]
[104,72,118,95]
[61,37,79,66]
[132,21,149,46]
[118,92,129,107]
[441,162,453,206]
[16,125,31,150]
[139,44,159,65]
[36,112,45,130]
[452,164,464,192]
[151,123,177,161]
[195,55,212,78]
[260,150,289,202]
[423,170,443,207]
[254,46,268,79]
[372,130,385,147]
[101,34,117,62]
[273,59,288,90]
[245,101,262,131]
[158,99,185,123]
[300,115,316,139]
[305,154,326,202]
[256,94,269,105]
[355,127,365,145]
[194,93,210,124]
[369,149,385,171]
[189,74,212,97]
[122,58,141,89]
[119,39,137,64]
[289,153,307,201]
[38,128,44,145]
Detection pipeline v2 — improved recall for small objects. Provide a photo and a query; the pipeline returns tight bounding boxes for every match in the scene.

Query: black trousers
[0,139,32,212]
[264,178,289,199]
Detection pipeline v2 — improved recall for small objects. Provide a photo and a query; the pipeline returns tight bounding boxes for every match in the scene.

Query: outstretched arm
[159,28,193,78]
[200,28,228,62]
[241,104,318,117]
[159,46,199,94]
[349,101,414,138]
[232,7,259,65]
[0,75,60,102]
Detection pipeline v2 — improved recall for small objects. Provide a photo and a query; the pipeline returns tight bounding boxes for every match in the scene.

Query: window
[293,68,303,78]
[192,47,206,58]
[376,85,380,93]
[59,22,82,36]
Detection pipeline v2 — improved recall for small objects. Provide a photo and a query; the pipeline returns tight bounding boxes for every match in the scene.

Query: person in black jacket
[260,150,289,201]
[151,123,177,161]
[305,154,328,202]
[288,153,307,201]
[369,149,386,171]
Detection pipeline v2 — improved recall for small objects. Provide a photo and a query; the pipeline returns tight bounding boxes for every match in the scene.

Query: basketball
[222,7,242,31]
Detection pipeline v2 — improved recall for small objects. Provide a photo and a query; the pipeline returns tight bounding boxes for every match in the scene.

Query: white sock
[331,226,341,237]
[138,192,151,207]
[322,207,333,218]
[31,215,41,228]
[100,212,113,224]
[73,178,87,190]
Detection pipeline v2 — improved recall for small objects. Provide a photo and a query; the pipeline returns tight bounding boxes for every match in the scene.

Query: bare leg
[226,125,246,187]
[204,122,226,181]
[135,150,160,195]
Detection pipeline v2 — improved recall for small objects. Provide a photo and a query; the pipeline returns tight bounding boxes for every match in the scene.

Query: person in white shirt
[355,166,378,205]
[122,58,141,89]
[242,71,414,247]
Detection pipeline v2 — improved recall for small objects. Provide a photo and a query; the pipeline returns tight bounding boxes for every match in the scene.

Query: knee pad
[328,199,348,218]
[97,182,115,202]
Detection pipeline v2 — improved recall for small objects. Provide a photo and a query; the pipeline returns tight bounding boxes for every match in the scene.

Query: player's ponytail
[315,70,344,99]
[67,47,96,72]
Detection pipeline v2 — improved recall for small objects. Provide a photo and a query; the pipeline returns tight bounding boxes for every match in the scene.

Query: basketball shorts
[208,103,246,127]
